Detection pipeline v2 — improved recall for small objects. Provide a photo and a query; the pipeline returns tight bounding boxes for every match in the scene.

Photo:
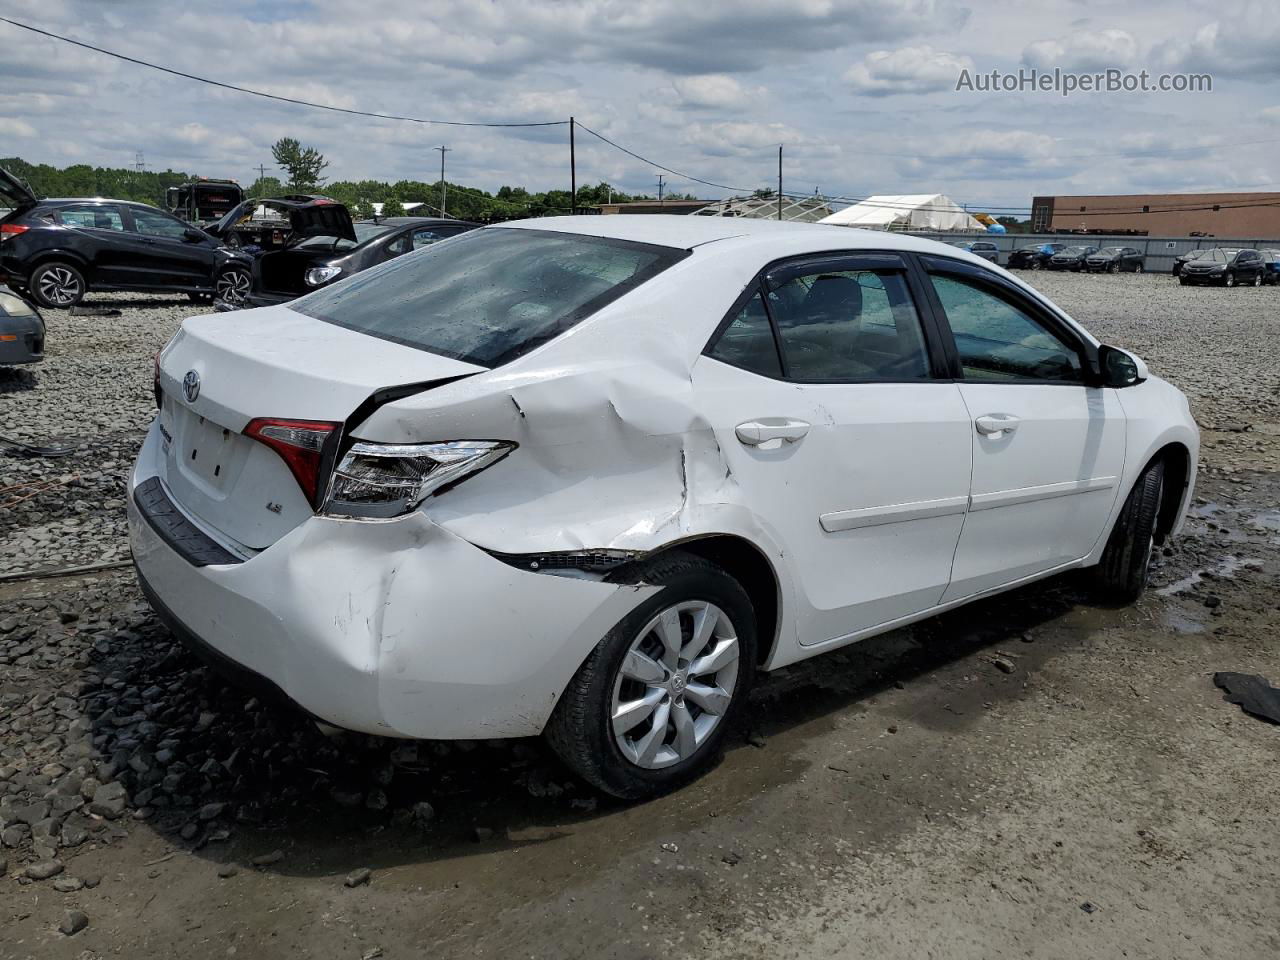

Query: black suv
[0,167,249,308]
[1178,248,1268,287]
[1048,245,1100,271]
[1083,246,1145,273]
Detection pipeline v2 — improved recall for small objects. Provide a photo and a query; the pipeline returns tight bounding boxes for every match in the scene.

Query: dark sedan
[0,283,43,365]
[945,239,999,263]
[1084,246,1145,273]
[1179,248,1267,287]
[239,213,479,308]
[0,166,250,308]
[1006,242,1065,269]
[1048,245,1099,271]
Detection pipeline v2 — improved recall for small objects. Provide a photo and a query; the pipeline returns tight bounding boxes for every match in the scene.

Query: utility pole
[255,163,267,186]
[569,116,576,215]
[134,151,147,172]
[657,174,665,205]
[434,146,451,216]
[777,145,783,221]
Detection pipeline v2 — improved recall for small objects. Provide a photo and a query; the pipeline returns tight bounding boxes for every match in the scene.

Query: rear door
[53,203,133,285]
[123,206,217,288]
[694,252,972,646]
[918,256,1126,600]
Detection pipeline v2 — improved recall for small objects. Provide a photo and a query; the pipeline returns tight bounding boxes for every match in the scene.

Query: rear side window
[293,228,688,367]
[767,269,930,381]
[929,274,1083,383]
[57,205,124,231]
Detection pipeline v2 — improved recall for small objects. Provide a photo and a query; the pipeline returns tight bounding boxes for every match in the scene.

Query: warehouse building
[1030,192,1280,237]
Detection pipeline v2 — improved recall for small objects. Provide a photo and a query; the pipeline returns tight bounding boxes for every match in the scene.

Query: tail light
[244,418,339,503]
[0,223,29,242]
[153,352,162,409]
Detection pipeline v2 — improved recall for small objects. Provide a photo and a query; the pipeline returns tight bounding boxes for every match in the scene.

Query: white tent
[819,194,983,232]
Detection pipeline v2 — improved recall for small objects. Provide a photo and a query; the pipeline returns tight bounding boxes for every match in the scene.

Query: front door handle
[975,414,1020,436]
[735,418,810,446]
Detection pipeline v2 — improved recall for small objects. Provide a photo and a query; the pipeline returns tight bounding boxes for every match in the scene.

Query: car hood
[208,195,357,244]
[0,165,37,210]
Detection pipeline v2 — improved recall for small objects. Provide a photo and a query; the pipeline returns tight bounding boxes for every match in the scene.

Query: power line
[575,122,755,193]
[0,16,568,129]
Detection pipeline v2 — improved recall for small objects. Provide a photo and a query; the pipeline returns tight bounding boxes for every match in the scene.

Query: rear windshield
[294,221,392,252]
[292,227,689,367]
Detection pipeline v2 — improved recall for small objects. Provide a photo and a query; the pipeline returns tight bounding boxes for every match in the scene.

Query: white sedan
[130,216,1198,798]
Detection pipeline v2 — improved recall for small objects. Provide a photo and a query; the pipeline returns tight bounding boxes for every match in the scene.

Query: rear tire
[1093,461,1164,604]
[545,551,757,799]
[29,261,86,308]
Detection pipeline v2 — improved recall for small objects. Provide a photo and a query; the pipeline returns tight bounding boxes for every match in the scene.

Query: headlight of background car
[304,265,343,287]
[0,291,36,317]
[323,440,516,519]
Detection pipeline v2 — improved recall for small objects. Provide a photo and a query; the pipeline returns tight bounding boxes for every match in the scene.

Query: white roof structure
[693,194,833,223]
[820,194,983,232]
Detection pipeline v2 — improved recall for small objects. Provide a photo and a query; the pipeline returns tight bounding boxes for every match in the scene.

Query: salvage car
[1047,245,1100,271]
[1259,249,1280,285]
[1178,248,1267,287]
[242,214,480,307]
[0,166,252,308]
[1084,246,1145,273]
[0,283,43,365]
[1006,242,1065,270]
[945,240,999,263]
[132,217,1198,798]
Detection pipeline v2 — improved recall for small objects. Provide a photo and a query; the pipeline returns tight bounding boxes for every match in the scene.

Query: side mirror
[183,228,206,243]
[1098,344,1147,388]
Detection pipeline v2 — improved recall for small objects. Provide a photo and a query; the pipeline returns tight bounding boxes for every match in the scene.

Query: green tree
[353,199,375,221]
[380,197,406,217]
[271,137,328,191]
[248,175,285,197]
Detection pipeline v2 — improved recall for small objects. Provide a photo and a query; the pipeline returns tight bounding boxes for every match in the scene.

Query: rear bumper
[128,424,656,739]
[0,314,44,364]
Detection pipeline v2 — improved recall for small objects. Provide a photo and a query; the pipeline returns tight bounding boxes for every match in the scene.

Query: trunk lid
[0,165,37,212]
[207,195,356,245]
[156,305,484,549]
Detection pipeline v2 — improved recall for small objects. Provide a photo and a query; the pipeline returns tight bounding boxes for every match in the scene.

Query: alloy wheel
[37,266,82,306]
[610,600,740,770]
[216,268,251,306]
[1253,273,1262,287]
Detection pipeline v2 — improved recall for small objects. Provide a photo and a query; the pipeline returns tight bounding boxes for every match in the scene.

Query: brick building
[1030,192,1280,237]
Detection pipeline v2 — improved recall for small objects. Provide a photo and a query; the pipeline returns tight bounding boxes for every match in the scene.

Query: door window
[929,274,1084,383]
[57,205,124,231]
[131,208,191,239]
[706,290,782,377]
[412,227,454,249]
[767,269,930,381]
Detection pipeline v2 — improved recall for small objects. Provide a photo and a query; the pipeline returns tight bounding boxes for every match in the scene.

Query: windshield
[294,221,393,252]
[1062,246,1089,255]
[1099,247,1124,255]
[292,227,689,367]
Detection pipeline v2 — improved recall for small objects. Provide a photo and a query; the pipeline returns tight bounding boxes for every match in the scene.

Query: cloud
[671,75,763,109]
[1263,106,1280,124]
[1021,29,1139,70]
[845,45,974,96]
[0,117,37,138]
[1153,3,1280,78]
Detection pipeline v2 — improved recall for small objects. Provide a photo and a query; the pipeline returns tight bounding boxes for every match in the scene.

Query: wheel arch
[26,249,93,280]
[1149,441,1192,544]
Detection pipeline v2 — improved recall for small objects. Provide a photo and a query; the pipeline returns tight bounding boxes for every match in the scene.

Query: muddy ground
[2,273,1278,959]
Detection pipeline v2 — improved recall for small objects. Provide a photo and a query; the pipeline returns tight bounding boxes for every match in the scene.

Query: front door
[123,207,216,289]
[693,253,972,647]
[919,258,1127,601]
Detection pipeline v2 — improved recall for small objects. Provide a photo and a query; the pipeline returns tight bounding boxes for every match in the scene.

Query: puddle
[1162,608,1206,635]
[1251,509,1280,533]
[1156,554,1263,596]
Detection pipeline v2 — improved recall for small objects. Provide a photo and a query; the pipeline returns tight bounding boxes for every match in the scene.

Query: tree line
[2,136,698,223]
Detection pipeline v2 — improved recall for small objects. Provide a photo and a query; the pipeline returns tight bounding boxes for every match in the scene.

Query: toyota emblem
[182,369,201,403]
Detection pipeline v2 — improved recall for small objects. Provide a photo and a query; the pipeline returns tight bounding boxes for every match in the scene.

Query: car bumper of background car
[243,291,297,308]
[128,444,656,740]
[0,315,44,364]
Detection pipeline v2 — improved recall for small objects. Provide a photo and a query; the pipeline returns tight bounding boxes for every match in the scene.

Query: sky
[1,0,1278,213]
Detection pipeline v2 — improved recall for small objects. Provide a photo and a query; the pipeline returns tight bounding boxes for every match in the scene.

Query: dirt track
[2,273,1279,959]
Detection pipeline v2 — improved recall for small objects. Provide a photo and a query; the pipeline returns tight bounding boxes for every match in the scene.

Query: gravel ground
[1,274,1279,959]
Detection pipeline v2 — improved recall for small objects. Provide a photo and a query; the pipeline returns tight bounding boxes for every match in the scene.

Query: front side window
[929,274,1084,383]
[766,269,930,381]
[57,204,124,231]
[131,208,190,239]
[707,290,781,377]
[412,227,453,248]
[293,228,687,367]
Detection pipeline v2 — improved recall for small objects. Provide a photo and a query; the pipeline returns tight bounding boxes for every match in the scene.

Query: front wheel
[545,552,757,799]
[215,266,252,308]
[1093,461,1164,604]
[1225,272,1237,287]
[1029,259,1042,270]
[1253,273,1262,287]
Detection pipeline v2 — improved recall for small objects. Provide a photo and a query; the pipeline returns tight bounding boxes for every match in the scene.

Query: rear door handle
[975,414,1020,436]
[735,418,810,446]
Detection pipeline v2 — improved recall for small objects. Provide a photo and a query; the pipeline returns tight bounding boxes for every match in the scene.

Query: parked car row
[1176,247,1276,287]
[0,164,478,309]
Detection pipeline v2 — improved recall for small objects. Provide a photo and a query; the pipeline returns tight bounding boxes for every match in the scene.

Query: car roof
[370,216,477,226]
[494,214,987,257]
